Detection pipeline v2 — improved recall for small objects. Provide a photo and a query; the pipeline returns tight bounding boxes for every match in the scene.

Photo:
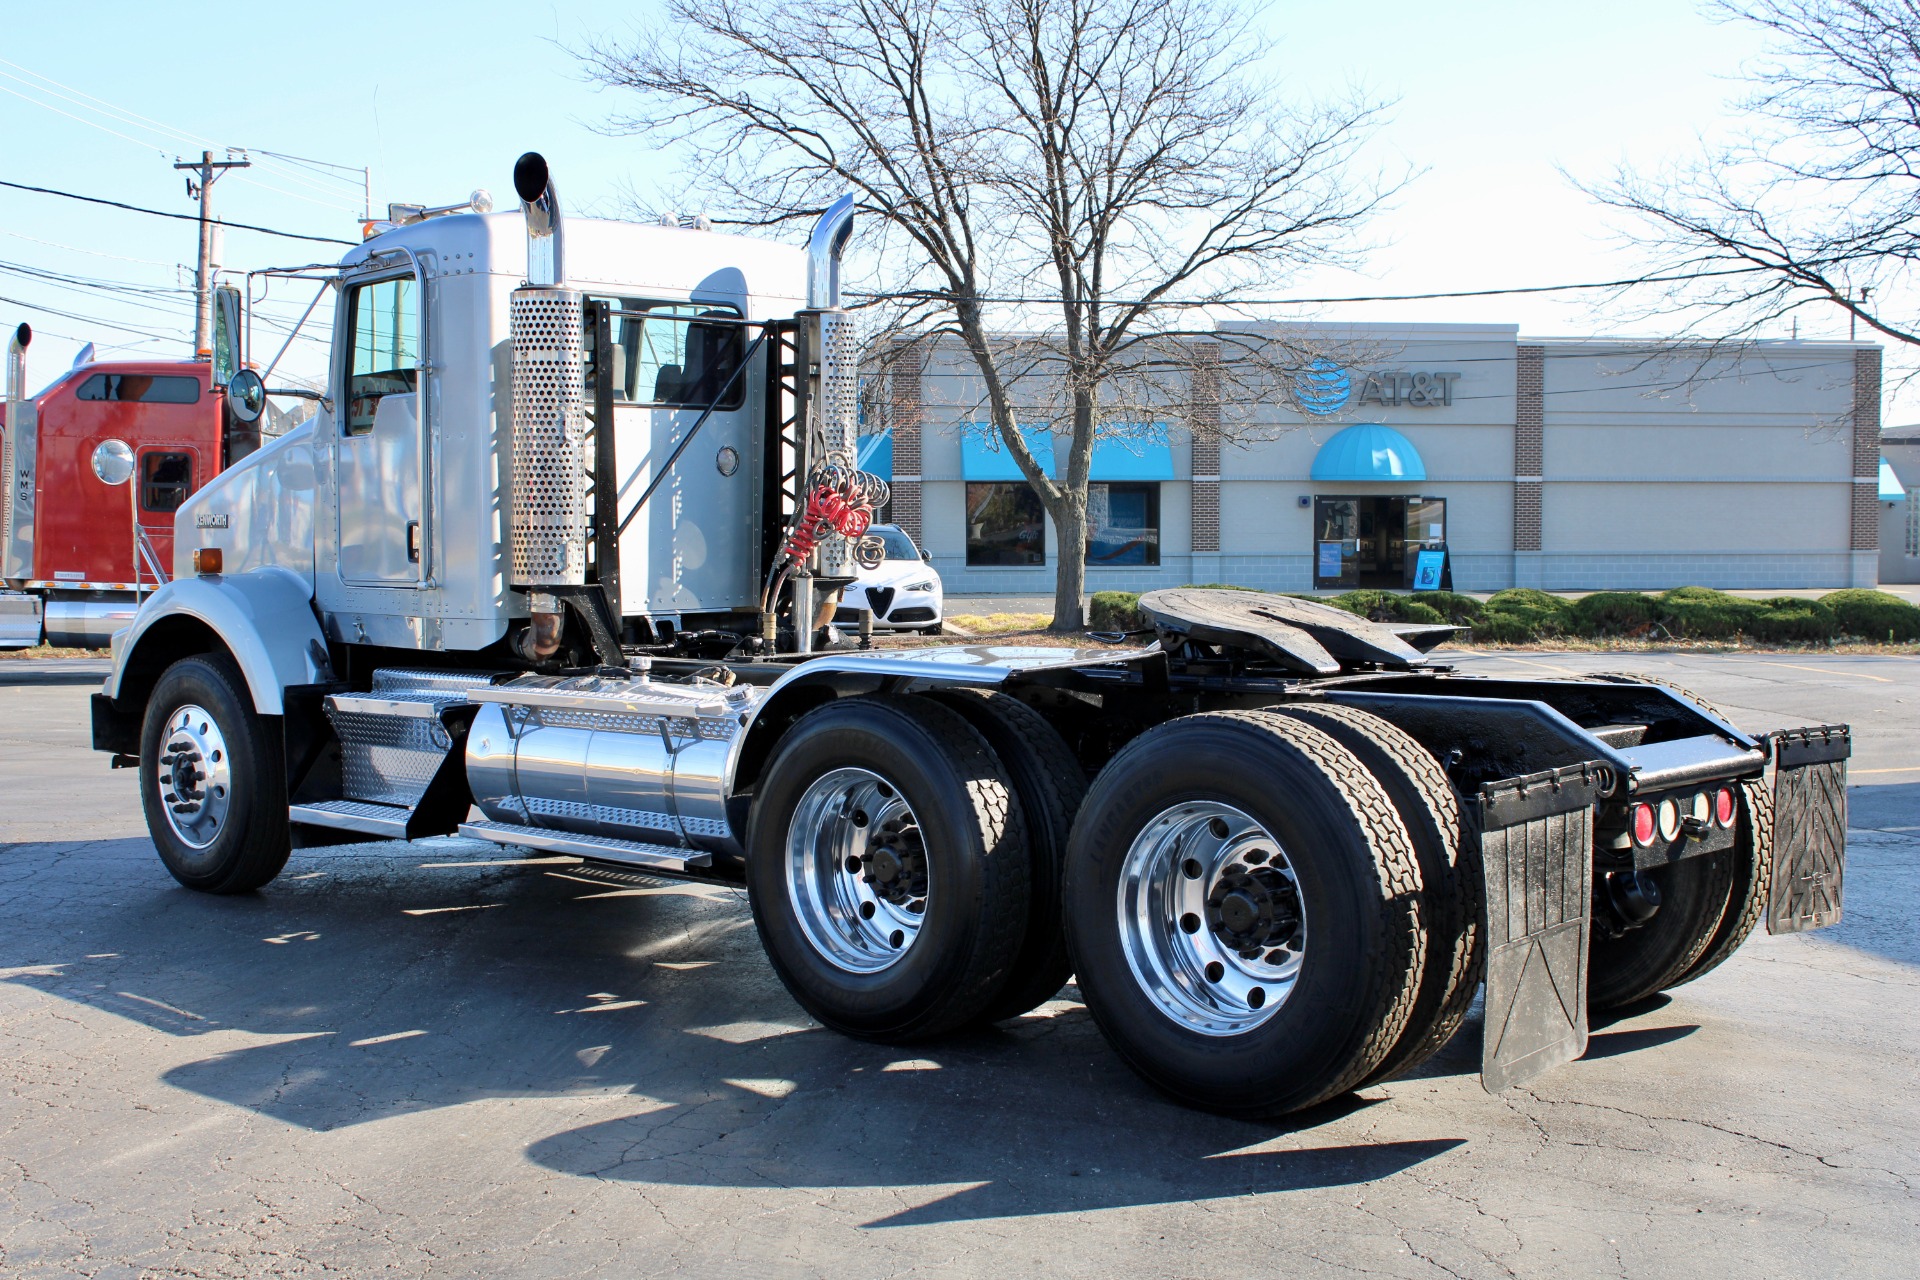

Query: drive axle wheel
[746,695,1029,1041]
[139,653,291,894]
[1065,712,1426,1118]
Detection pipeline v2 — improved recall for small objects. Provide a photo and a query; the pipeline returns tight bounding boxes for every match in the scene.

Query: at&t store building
[868,322,1885,595]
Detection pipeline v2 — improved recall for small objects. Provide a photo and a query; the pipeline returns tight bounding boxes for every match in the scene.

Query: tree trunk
[1050,501,1087,631]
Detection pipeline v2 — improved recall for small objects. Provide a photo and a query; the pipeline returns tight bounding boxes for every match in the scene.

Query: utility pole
[173,150,251,360]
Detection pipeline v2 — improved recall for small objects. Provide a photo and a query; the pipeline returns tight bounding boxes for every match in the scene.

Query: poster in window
[1317,541,1344,580]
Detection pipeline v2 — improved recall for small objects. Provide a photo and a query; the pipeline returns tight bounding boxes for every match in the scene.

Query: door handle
[407,520,421,563]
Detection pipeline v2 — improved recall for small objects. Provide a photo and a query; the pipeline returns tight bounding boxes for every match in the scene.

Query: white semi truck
[88,155,1850,1116]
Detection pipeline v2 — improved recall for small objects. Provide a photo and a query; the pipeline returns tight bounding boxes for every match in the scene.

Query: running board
[458,820,712,871]
[290,799,412,838]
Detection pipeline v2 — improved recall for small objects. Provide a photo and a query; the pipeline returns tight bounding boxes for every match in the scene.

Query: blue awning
[962,423,1173,481]
[857,428,892,478]
[1880,457,1905,501]
[1310,423,1426,483]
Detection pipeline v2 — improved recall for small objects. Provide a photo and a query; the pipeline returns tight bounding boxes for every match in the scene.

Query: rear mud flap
[1767,726,1850,934]
[1475,762,1606,1094]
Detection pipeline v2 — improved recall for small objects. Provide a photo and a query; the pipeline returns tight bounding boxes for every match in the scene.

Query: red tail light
[1631,802,1656,846]
[1714,786,1737,828]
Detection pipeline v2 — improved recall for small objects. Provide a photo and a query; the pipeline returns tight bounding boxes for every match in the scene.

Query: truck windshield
[594,298,743,410]
[343,275,418,435]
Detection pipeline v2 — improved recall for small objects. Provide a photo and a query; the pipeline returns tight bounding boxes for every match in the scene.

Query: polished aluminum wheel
[157,703,233,850]
[785,766,929,973]
[1117,800,1307,1035]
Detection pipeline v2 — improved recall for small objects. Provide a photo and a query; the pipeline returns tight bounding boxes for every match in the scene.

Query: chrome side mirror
[227,369,266,424]
[90,438,135,486]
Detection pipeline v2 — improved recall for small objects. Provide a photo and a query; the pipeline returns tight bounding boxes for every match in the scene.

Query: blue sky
[4,2,1885,408]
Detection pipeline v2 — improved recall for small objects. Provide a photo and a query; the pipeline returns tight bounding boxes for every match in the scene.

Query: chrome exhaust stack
[507,154,587,660]
[802,197,860,581]
[5,322,27,406]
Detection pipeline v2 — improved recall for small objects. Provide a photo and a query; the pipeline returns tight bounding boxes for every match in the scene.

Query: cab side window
[77,374,201,404]
[591,298,743,409]
[342,275,418,435]
[141,452,193,512]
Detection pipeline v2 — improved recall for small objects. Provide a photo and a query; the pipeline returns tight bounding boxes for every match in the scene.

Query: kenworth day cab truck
[2,319,265,649]
[88,155,1850,1116]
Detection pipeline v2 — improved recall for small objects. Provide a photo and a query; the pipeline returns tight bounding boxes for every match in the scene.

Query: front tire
[139,653,291,894]
[745,695,1030,1040]
[1064,712,1426,1118]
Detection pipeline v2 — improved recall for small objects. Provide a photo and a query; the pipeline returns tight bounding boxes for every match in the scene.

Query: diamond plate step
[290,799,412,837]
[458,820,711,871]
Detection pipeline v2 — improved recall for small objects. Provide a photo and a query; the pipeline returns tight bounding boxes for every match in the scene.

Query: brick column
[1189,343,1221,555]
[1853,347,1882,554]
[1512,345,1544,586]
[887,346,924,542]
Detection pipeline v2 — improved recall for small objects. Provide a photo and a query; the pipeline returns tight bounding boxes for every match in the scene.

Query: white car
[836,524,944,631]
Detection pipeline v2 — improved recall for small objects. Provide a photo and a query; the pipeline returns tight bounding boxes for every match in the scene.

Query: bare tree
[1585,0,1920,350]
[582,0,1393,628]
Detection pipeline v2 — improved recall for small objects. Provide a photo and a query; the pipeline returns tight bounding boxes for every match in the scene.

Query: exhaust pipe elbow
[806,195,856,309]
[512,592,566,662]
[6,322,29,404]
[514,152,566,287]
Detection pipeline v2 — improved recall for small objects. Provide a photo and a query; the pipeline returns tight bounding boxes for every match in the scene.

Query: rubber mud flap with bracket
[1476,762,1606,1094]
[1767,725,1850,935]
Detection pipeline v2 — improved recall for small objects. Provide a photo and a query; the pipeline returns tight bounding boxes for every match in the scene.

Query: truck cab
[2,346,236,647]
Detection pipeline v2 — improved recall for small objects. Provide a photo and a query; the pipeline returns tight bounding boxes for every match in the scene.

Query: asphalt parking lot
[2,650,1915,1278]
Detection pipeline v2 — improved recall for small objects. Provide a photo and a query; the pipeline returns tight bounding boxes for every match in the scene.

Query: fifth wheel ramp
[1476,762,1606,1094]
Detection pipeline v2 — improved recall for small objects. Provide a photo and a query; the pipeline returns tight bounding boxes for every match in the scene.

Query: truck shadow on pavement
[0,836,1466,1224]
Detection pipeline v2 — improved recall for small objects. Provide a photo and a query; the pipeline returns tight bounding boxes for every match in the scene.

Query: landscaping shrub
[1744,596,1838,644]
[1410,590,1484,625]
[1570,591,1661,637]
[1088,591,1144,631]
[1821,588,1920,641]
[1478,588,1573,640]
[1328,590,1446,625]
[1657,587,1762,640]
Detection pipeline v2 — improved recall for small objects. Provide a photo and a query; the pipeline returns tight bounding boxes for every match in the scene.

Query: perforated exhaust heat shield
[810,308,861,578]
[509,287,589,586]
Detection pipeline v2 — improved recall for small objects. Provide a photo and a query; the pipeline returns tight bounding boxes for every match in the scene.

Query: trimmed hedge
[1079,584,1920,646]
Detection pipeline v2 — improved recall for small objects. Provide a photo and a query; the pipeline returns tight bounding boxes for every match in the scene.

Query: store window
[966,482,1046,566]
[1088,482,1160,566]
[593,298,744,409]
[77,373,200,404]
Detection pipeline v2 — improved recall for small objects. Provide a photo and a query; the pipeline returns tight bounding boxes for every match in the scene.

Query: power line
[851,264,1779,309]
[0,291,180,341]
[0,178,354,245]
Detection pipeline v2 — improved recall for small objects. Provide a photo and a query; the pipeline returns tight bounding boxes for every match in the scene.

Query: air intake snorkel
[515,151,565,288]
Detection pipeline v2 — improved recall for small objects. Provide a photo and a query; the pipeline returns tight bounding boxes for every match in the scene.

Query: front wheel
[139,653,291,893]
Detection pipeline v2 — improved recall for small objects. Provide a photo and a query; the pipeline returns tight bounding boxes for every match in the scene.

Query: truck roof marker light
[514,151,565,287]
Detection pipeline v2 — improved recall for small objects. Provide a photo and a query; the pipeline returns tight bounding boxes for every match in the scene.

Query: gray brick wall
[1514,344,1543,553]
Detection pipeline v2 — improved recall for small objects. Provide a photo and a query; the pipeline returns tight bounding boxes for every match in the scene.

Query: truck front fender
[106,567,329,715]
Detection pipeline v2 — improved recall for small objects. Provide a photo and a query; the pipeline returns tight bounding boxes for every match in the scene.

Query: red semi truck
[1,322,261,648]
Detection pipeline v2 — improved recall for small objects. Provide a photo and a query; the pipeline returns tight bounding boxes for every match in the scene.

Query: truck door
[135,446,198,582]
[335,272,425,586]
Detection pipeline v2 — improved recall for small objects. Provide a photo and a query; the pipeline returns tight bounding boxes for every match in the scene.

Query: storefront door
[1313,496,1446,589]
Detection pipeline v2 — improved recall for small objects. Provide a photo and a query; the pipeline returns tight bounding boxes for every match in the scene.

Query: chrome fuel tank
[464,670,760,853]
